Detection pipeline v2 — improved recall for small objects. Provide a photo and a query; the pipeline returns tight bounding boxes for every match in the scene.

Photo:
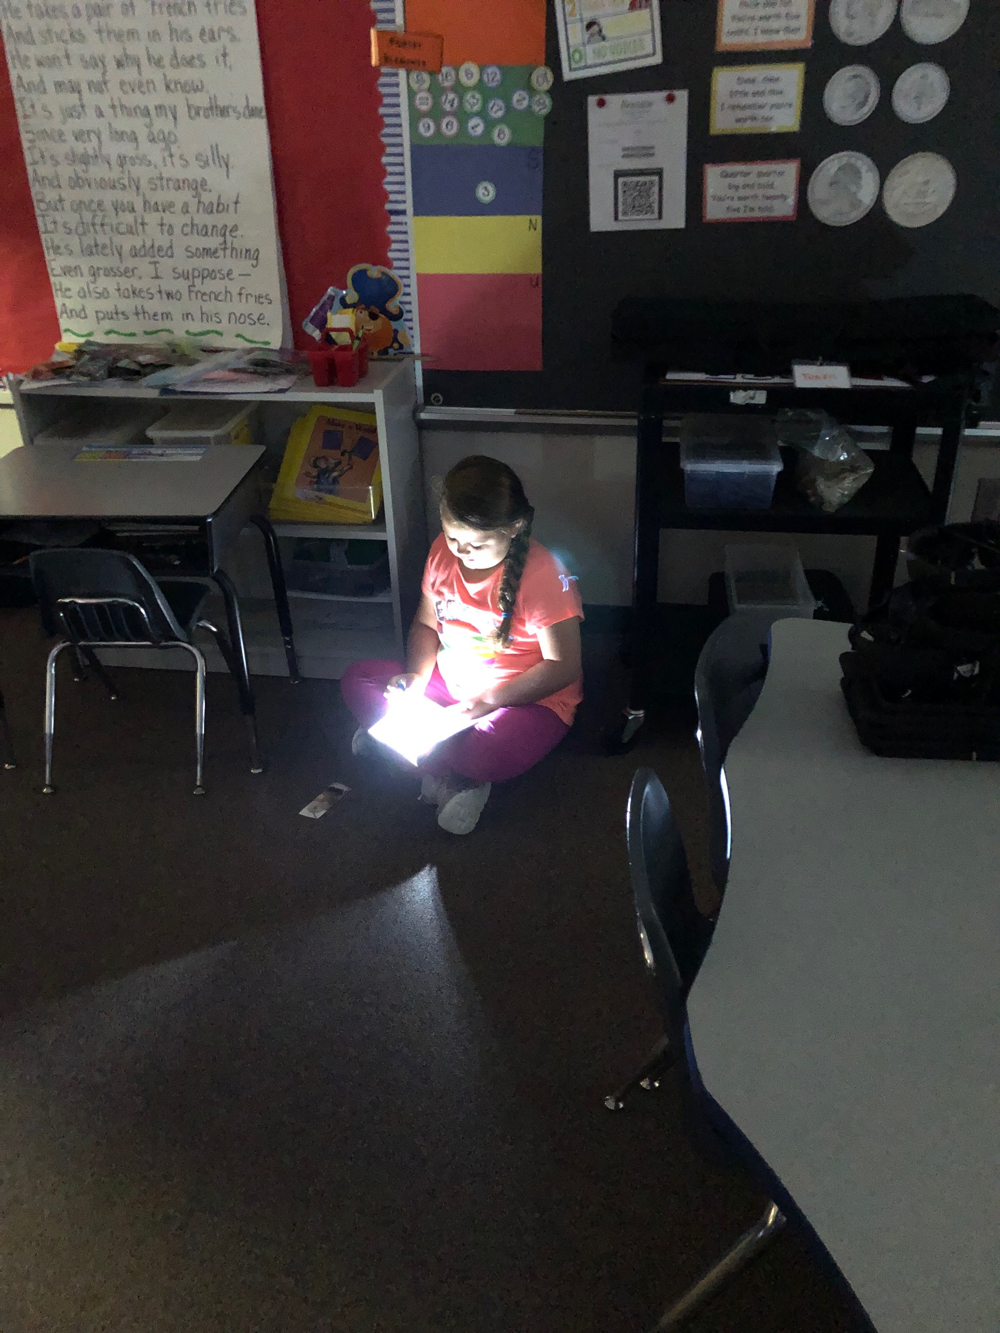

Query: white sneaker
[436,780,491,835]
[419,773,446,804]
[351,726,378,758]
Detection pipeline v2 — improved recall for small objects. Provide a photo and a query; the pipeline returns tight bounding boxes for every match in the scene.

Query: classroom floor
[0,609,867,1333]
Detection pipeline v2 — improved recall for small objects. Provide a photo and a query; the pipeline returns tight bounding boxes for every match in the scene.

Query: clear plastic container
[724,543,817,617]
[679,414,782,510]
[146,401,255,449]
[35,402,168,448]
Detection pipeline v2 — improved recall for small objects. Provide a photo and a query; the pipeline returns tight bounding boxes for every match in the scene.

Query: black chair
[693,614,772,893]
[30,548,263,795]
[606,768,785,1330]
[605,768,717,1111]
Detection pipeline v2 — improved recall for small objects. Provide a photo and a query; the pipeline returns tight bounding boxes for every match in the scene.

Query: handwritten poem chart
[1,0,285,346]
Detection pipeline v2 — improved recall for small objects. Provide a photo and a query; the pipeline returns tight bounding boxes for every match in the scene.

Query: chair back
[693,613,772,889]
[30,548,188,646]
[626,769,714,1048]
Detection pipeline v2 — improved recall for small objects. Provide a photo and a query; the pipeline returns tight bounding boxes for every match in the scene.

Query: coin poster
[710,64,805,133]
[703,159,800,221]
[882,152,956,227]
[808,151,880,225]
[555,0,663,82]
[716,0,814,51]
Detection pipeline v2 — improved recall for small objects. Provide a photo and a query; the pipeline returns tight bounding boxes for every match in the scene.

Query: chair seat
[158,580,212,636]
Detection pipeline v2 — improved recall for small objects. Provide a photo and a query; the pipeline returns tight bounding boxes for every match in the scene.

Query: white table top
[0,443,263,520]
[687,618,1000,1333]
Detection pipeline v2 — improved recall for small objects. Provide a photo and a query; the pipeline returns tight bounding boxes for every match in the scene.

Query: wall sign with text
[716,0,814,51]
[710,63,804,133]
[703,159,800,221]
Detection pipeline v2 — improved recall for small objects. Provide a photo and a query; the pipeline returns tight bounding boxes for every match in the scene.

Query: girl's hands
[385,673,421,697]
[451,693,497,721]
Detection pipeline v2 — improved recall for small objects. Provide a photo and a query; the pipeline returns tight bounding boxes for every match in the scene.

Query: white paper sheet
[555,0,662,82]
[1,0,287,347]
[368,692,479,766]
[588,90,687,232]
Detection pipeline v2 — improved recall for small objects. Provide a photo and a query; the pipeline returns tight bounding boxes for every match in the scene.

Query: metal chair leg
[196,619,264,775]
[605,1035,676,1111]
[649,1202,786,1331]
[79,647,119,700]
[42,641,69,793]
[177,642,207,795]
[0,686,15,769]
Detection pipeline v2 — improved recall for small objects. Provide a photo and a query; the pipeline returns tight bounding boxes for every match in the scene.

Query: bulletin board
[419,0,1000,413]
[0,0,390,374]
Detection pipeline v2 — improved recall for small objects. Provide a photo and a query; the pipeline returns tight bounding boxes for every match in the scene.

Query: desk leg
[869,534,900,610]
[248,514,300,684]
[212,568,263,774]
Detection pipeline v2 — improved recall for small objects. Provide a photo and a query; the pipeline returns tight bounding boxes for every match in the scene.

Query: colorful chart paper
[703,160,800,221]
[710,63,805,133]
[716,0,815,49]
[555,0,663,81]
[405,1,547,374]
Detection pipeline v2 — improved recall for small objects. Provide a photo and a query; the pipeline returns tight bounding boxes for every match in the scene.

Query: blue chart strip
[411,145,543,218]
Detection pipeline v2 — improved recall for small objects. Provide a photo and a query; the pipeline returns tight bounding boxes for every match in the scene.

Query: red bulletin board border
[0,0,390,374]
[702,160,800,223]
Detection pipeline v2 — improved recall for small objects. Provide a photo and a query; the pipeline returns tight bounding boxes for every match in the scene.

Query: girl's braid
[495,509,534,647]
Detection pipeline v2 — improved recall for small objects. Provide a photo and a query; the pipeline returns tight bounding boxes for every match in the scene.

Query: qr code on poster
[614,168,663,222]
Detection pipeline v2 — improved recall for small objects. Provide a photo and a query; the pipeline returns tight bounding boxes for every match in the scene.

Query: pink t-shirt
[421,535,584,725]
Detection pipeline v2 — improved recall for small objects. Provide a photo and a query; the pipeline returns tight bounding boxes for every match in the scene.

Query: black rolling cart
[613,368,971,749]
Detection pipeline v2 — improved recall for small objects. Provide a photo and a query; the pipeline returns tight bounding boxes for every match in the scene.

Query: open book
[368,692,479,766]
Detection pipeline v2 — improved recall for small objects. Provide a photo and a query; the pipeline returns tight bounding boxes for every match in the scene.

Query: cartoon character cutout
[339,264,412,355]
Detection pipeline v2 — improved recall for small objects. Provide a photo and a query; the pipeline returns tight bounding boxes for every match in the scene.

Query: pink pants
[340,659,571,783]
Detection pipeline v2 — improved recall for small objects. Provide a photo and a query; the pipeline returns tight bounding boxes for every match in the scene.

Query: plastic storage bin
[724,544,816,617]
[679,415,782,510]
[35,402,168,448]
[284,538,390,598]
[146,401,255,449]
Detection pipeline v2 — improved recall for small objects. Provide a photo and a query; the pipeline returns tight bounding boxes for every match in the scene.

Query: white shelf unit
[9,362,426,679]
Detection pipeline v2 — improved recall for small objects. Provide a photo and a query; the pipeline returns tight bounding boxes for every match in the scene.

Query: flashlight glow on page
[368,692,481,766]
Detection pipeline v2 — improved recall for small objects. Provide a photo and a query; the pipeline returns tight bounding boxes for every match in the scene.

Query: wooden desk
[687,618,1000,1333]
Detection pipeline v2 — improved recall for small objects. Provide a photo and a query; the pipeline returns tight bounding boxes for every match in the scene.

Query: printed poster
[710,64,804,133]
[588,90,688,231]
[556,0,663,82]
[1,0,286,346]
[716,0,814,49]
[703,160,800,221]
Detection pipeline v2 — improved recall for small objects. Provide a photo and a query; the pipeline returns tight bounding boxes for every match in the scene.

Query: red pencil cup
[308,348,337,387]
[331,344,361,386]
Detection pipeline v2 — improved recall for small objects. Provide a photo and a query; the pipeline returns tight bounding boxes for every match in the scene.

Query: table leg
[211,567,263,774]
[248,514,300,684]
[869,534,901,610]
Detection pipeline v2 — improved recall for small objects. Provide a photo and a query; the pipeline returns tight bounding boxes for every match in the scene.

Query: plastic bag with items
[776,409,874,513]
